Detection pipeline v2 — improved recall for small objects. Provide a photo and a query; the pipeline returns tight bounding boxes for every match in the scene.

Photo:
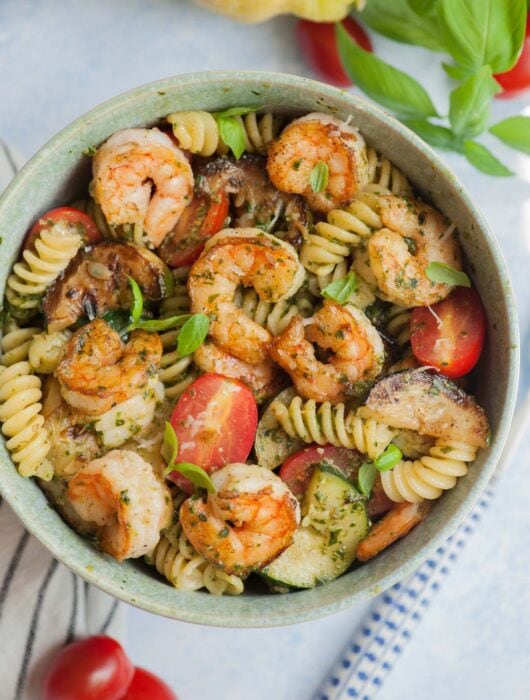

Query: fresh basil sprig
[490,116,530,155]
[161,421,216,493]
[425,262,472,287]
[357,444,403,497]
[309,161,329,193]
[213,105,260,160]
[177,314,210,357]
[321,272,358,304]
[449,66,501,138]
[463,141,515,177]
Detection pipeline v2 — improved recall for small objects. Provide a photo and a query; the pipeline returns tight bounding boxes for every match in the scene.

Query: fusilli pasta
[363,147,413,196]
[1,323,40,367]
[235,286,315,336]
[299,192,382,277]
[386,305,412,348]
[0,361,52,480]
[5,222,82,317]
[381,440,477,503]
[271,395,395,459]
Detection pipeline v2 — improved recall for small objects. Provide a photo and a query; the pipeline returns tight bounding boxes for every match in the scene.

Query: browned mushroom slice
[43,241,173,332]
[358,369,490,448]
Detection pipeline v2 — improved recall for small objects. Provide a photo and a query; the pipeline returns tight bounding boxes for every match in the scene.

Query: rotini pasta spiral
[0,361,52,480]
[5,222,82,316]
[0,323,40,367]
[28,330,72,374]
[299,192,382,277]
[234,286,315,336]
[271,395,395,459]
[381,440,477,503]
[386,305,412,348]
[167,110,280,157]
[363,147,412,197]
[147,526,244,595]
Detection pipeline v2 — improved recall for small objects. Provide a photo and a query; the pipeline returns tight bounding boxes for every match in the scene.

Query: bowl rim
[0,70,520,627]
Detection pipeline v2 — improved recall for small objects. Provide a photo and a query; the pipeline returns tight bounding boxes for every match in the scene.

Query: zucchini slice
[261,464,369,589]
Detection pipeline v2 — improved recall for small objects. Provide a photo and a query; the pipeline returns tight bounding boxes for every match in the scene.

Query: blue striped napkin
[316,391,529,700]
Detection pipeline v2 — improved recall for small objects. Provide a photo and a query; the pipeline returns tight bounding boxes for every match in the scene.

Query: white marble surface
[1,1,529,698]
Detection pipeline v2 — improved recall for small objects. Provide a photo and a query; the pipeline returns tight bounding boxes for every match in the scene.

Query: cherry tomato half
[25,206,101,250]
[42,636,134,700]
[495,16,530,99]
[297,17,373,87]
[280,445,362,498]
[121,667,177,700]
[158,191,229,268]
[410,287,486,379]
[169,373,258,490]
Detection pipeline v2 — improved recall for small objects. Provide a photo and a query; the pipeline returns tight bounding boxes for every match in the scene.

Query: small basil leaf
[449,66,501,138]
[216,116,247,160]
[374,444,403,472]
[309,161,329,193]
[177,313,210,357]
[358,462,377,497]
[356,0,445,52]
[127,276,143,323]
[130,314,191,333]
[437,0,527,73]
[404,119,462,151]
[463,141,514,177]
[161,421,179,467]
[213,105,260,119]
[321,273,358,304]
[425,262,471,287]
[170,462,216,493]
[490,116,530,155]
[336,24,439,119]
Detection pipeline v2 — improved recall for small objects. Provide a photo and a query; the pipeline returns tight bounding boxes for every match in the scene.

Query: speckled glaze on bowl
[0,72,519,627]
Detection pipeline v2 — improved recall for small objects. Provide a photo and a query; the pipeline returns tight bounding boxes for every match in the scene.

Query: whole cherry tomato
[410,287,486,379]
[121,667,177,700]
[42,636,134,700]
[495,16,530,98]
[24,206,101,249]
[297,17,373,87]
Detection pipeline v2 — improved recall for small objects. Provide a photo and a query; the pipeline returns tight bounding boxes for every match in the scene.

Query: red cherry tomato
[121,667,177,700]
[297,17,373,87]
[25,206,101,250]
[42,635,134,700]
[410,287,486,379]
[158,191,229,267]
[495,16,530,98]
[280,445,361,498]
[169,373,258,490]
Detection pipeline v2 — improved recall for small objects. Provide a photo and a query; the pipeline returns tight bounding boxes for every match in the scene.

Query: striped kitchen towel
[0,140,125,700]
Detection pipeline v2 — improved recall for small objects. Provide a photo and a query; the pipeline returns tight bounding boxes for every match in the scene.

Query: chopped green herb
[309,161,329,193]
[321,272,358,304]
[426,262,471,288]
[374,444,403,472]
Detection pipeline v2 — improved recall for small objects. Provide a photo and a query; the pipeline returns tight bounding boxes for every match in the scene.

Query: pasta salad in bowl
[0,72,518,626]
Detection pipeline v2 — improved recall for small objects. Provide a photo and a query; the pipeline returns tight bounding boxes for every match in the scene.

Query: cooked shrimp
[356,500,431,562]
[188,228,305,365]
[179,463,300,575]
[56,319,163,416]
[270,301,384,403]
[92,128,194,246]
[356,195,462,307]
[267,113,368,213]
[67,449,171,561]
[194,341,285,403]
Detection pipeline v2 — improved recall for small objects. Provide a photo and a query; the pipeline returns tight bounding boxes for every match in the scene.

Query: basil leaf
[442,62,474,81]
[463,141,514,177]
[214,105,260,119]
[358,462,377,498]
[161,421,179,467]
[437,0,527,73]
[321,272,358,304]
[168,462,216,493]
[127,276,143,323]
[336,24,439,119]
[374,444,403,472]
[449,66,501,138]
[490,116,530,155]
[356,0,445,52]
[426,262,471,287]
[404,119,462,151]
[129,314,191,333]
[177,313,210,357]
[309,161,329,193]
[101,309,130,334]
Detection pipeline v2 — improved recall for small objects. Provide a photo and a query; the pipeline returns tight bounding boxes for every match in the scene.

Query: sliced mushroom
[43,241,173,332]
[358,369,490,448]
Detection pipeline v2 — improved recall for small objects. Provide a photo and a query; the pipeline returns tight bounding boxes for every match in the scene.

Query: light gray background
[1,1,529,698]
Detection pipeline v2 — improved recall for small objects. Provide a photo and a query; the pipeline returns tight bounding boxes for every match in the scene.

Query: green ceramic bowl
[0,72,519,627]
